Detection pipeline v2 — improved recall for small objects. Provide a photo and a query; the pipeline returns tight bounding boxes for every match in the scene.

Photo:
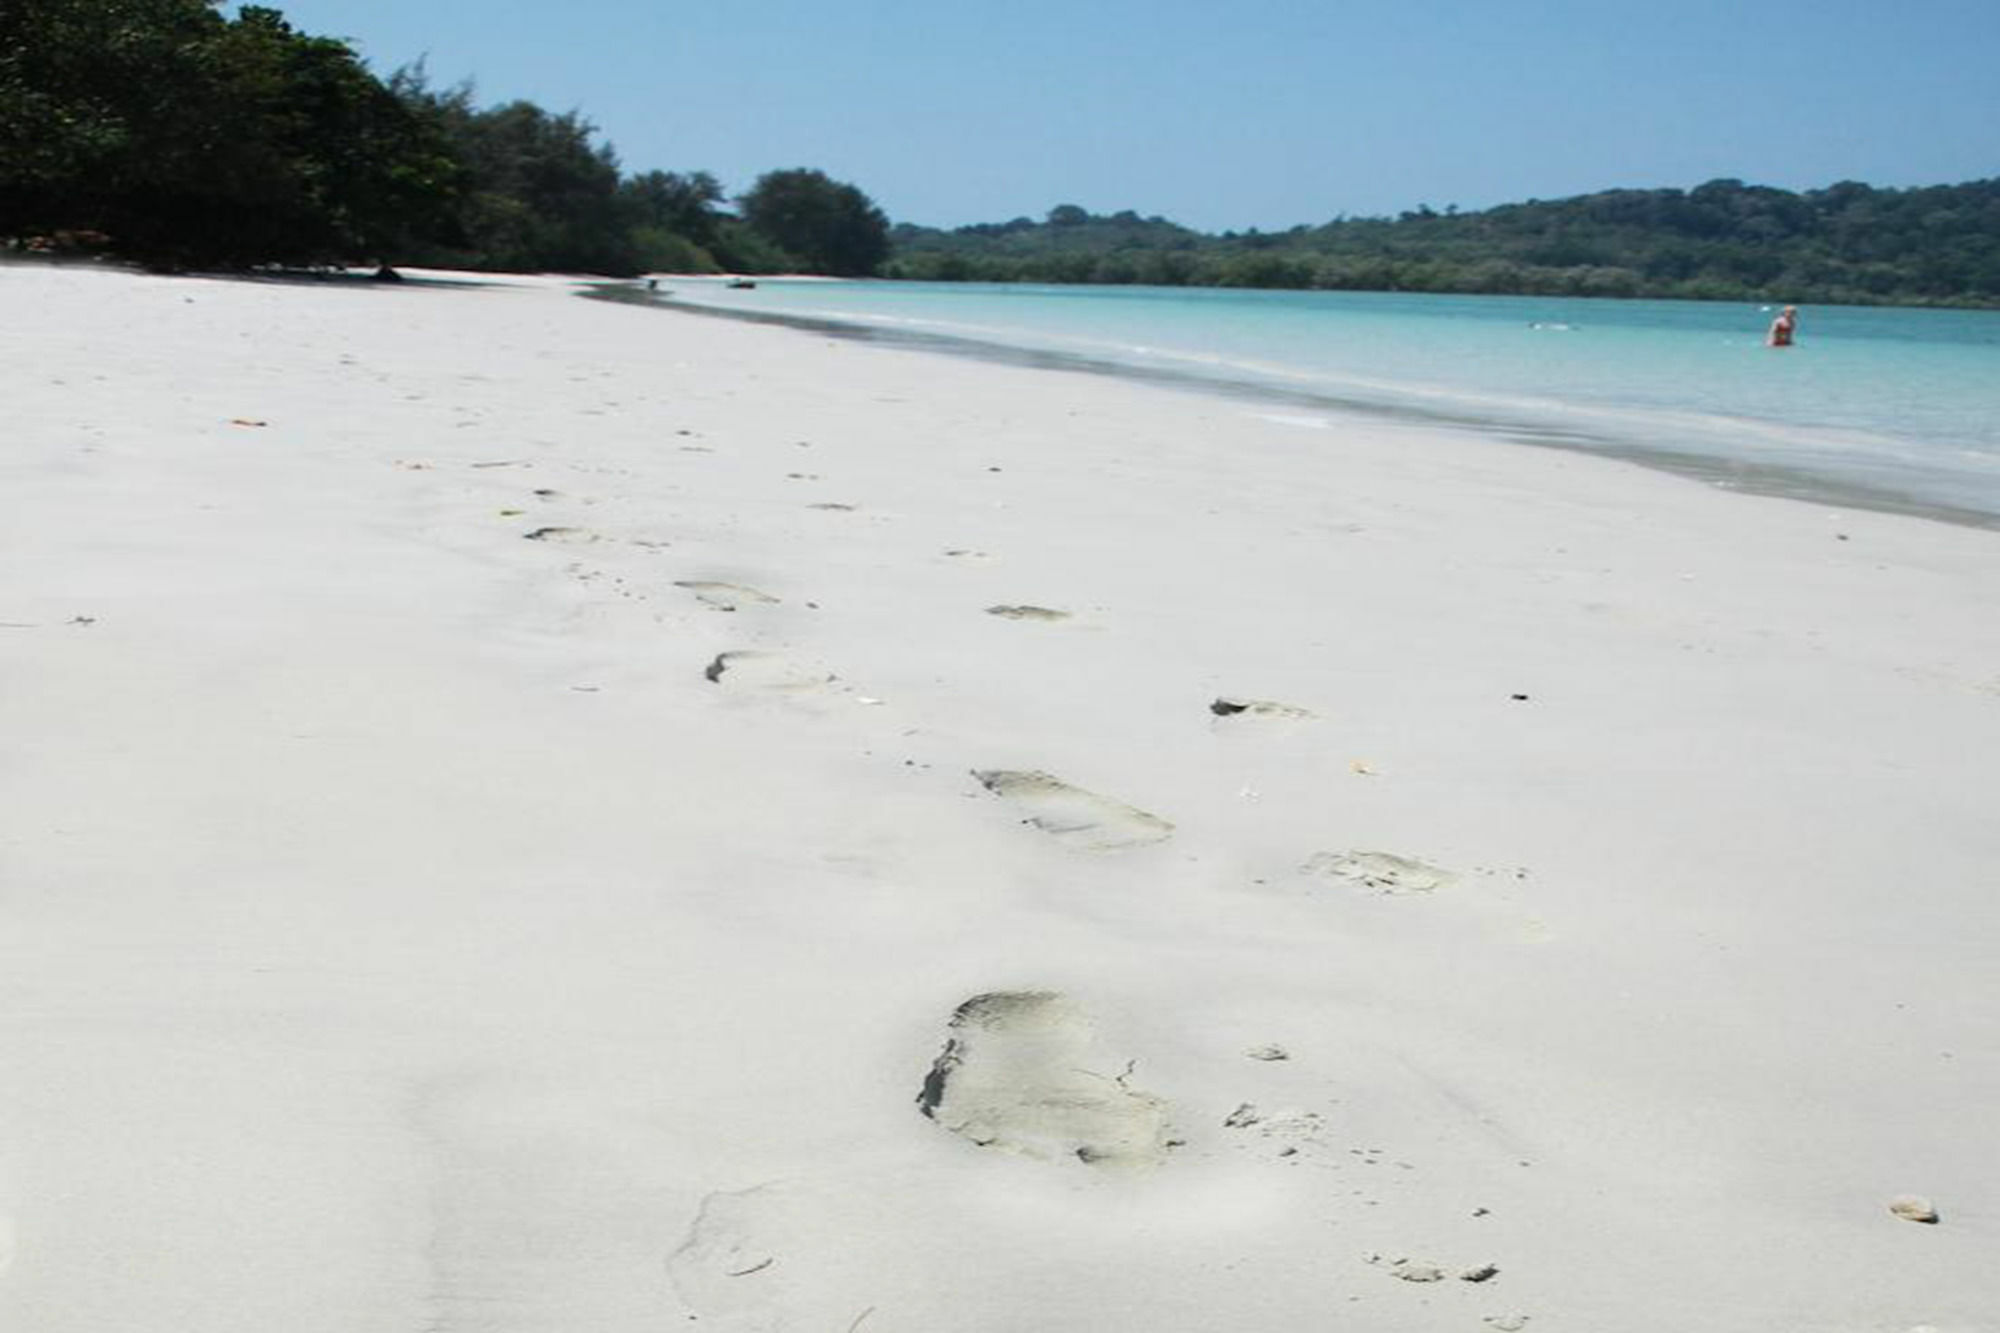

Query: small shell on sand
[1889,1194,1940,1224]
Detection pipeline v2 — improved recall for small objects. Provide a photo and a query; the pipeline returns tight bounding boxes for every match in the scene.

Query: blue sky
[245,0,1999,231]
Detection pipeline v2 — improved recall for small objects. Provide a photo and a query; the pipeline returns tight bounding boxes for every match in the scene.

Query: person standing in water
[1767,305,1799,347]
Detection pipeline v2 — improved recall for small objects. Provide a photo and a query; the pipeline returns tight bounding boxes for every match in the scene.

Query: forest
[887,182,2000,308]
[5,1,1995,307]
[1,0,886,276]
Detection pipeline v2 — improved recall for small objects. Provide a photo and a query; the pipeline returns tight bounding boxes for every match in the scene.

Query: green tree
[618,169,726,272]
[392,77,637,274]
[166,7,459,263]
[1,0,222,234]
[705,215,798,274]
[2,0,458,265]
[620,169,724,247]
[738,168,889,276]
[884,176,2000,305]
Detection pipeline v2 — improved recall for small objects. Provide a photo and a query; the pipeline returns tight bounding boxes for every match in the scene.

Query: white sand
[4,263,1997,1332]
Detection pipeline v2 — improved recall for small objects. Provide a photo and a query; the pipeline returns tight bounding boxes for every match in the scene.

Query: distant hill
[886,179,2000,307]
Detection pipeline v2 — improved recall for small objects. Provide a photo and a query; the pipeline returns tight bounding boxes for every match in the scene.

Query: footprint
[1301,850,1456,895]
[677,580,780,611]
[985,605,1070,622]
[665,1187,787,1330]
[1367,1254,1502,1285]
[917,992,1175,1167]
[1210,696,1314,720]
[1222,1102,1328,1160]
[704,651,835,693]
[971,770,1174,851]
[1383,1259,1448,1283]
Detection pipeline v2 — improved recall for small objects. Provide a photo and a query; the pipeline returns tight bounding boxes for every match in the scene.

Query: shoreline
[6,263,1997,1331]
[594,281,2000,534]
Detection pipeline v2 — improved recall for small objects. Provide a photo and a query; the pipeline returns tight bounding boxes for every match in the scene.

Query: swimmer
[1767,305,1798,347]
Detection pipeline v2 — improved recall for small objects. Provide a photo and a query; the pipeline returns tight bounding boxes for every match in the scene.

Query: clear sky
[239,0,1999,232]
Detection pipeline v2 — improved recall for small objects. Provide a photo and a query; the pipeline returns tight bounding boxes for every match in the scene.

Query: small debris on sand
[1889,1194,1940,1224]
[1244,1044,1290,1062]
[522,526,593,543]
[1210,697,1314,720]
[985,605,1069,622]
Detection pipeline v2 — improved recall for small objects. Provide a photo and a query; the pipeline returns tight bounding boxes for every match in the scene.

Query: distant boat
[726,278,757,290]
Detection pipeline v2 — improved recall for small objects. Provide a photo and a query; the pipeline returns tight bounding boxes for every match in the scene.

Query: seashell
[1889,1194,1939,1224]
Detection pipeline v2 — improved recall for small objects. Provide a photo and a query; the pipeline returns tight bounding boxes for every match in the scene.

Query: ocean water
[622,278,2000,528]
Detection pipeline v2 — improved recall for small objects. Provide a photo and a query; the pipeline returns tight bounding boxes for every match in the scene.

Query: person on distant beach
[1767,305,1798,347]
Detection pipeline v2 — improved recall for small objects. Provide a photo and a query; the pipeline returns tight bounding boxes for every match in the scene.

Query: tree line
[886,180,2000,308]
[1,0,889,275]
[8,2,1995,306]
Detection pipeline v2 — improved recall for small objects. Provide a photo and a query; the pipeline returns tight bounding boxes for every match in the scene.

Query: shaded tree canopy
[2,0,458,265]
[739,169,890,277]
[1,4,881,276]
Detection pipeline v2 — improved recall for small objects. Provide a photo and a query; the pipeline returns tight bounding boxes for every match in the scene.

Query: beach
[4,263,1996,1331]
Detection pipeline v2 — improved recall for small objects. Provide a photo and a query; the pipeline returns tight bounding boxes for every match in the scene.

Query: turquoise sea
[623,279,2000,529]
